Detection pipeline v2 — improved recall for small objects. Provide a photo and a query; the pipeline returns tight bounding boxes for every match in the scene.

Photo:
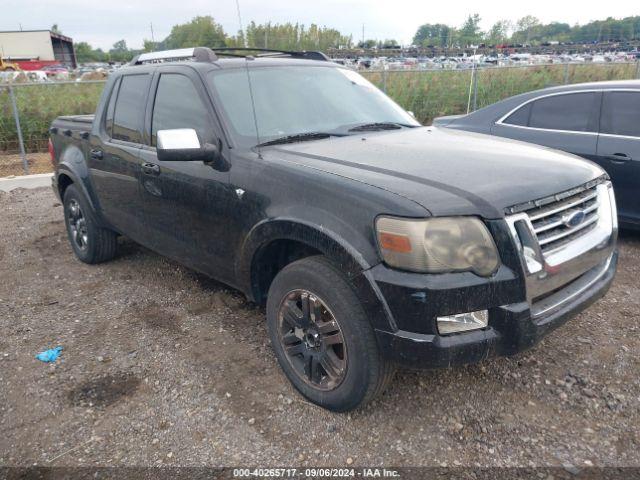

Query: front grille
[523,185,600,255]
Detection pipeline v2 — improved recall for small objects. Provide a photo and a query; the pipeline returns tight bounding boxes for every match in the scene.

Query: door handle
[606,153,632,163]
[142,162,160,175]
[90,149,103,160]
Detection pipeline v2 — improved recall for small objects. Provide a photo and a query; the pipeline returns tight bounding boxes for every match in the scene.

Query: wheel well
[251,239,322,305]
[57,173,73,199]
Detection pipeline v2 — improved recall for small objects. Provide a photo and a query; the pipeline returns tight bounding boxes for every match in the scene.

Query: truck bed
[50,115,95,167]
[52,115,94,132]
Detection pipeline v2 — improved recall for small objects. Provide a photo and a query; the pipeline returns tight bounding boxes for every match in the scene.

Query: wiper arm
[256,131,346,147]
[348,122,417,132]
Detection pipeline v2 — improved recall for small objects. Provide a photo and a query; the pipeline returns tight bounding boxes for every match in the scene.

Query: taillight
[48,138,55,165]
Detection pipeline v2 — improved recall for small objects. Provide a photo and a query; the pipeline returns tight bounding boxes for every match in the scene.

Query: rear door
[492,91,601,161]
[596,90,640,225]
[138,67,237,282]
[89,73,150,241]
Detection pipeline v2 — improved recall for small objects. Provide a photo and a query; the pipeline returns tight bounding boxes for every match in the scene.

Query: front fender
[236,218,397,331]
[236,218,374,291]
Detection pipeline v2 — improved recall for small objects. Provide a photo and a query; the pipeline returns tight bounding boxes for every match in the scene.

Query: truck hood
[268,127,604,218]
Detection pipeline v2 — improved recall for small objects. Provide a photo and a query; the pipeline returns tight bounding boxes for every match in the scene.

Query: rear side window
[503,102,531,126]
[151,74,212,146]
[112,74,149,143]
[104,78,120,137]
[527,93,600,132]
[600,91,640,138]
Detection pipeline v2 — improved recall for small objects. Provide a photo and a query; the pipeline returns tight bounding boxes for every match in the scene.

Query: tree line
[71,14,640,63]
[413,15,640,48]
[73,16,353,63]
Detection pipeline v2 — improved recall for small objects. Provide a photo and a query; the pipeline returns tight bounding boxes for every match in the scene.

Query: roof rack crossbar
[129,47,218,65]
[212,47,329,61]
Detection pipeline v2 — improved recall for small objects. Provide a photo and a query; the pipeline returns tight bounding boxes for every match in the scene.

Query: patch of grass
[0,82,105,154]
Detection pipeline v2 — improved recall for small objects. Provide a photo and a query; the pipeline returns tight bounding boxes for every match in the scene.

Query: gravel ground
[1,187,639,470]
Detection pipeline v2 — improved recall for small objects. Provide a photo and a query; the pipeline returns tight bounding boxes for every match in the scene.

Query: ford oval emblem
[563,210,586,228]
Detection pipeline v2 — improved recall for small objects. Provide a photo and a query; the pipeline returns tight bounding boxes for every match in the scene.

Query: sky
[2,0,639,50]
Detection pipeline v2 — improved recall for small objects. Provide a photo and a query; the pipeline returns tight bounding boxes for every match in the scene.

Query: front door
[596,91,640,226]
[138,68,238,283]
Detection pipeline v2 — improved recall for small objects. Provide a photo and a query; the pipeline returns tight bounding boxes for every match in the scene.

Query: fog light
[437,310,488,335]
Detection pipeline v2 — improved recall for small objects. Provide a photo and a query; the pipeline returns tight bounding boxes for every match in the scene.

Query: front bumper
[373,251,617,369]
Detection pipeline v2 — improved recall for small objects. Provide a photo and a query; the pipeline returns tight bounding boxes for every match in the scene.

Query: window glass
[528,92,599,132]
[600,92,640,137]
[151,74,212,146]
[207,66,419,146]
[104,78,120,137]
[503,102,531,126]
[112,74,149,143]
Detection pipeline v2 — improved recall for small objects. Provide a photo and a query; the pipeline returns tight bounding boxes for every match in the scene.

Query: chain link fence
[0,81,105,177]
[1,62,639,177]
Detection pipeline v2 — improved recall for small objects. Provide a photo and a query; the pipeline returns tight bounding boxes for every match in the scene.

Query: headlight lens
[376,216,500,276]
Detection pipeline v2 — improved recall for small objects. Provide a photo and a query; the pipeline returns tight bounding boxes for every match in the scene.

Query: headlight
[376,216,500,276]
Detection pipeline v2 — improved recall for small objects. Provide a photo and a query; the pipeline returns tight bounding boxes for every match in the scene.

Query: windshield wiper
[348,122,417,132]
[256,132,346,147]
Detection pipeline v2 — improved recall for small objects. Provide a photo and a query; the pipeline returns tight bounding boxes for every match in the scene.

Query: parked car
[42,64,69,78]
[49,47,617,411]
[433,80,640,229]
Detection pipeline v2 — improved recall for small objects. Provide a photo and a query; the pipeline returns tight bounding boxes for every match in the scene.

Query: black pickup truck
[49,47,618,411]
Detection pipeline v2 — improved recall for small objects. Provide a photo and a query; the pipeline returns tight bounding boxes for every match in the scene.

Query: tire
[63,184,117,264]
[266,255,395,411]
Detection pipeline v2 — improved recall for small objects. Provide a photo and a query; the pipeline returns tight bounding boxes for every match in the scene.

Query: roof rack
[129,47,218,65]
[128,46,330,66]
[212,48,330,61]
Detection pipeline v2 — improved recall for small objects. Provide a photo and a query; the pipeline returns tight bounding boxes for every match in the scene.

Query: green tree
[227,29,246,48]
[485,20,512,45]
[357,39,378,49]
[109,39,132,62]
[513,15,541,44]
[143,39,157,52]
[378,39,400,49]
[74,42,93,62]
[458,14,483,46]
[413,23,453,47]
[51,24,61,34]
[164,16,227,49]
[242,22,351,50]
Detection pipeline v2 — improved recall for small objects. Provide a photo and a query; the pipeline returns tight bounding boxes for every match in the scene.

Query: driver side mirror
[156,129,225,169]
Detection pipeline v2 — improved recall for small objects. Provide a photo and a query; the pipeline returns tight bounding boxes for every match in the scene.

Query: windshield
[207,65,419,146]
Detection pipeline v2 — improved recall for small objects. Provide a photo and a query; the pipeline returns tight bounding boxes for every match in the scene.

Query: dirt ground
[1,187,639,470]
[0,152,51,177]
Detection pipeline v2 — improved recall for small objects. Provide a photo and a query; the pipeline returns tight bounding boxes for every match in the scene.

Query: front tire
[266,256,394,411]
[63,184,117,264]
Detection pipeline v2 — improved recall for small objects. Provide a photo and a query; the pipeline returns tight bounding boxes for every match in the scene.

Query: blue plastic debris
[36,346,63,363]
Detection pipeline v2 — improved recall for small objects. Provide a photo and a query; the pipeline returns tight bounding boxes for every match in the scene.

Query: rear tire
[63,184,117,264]
[266,255,395,411]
